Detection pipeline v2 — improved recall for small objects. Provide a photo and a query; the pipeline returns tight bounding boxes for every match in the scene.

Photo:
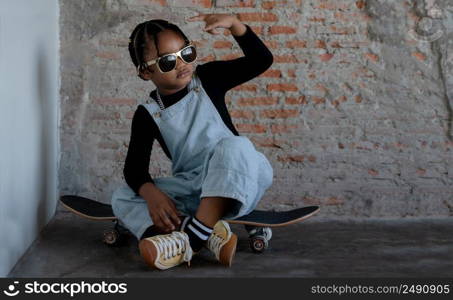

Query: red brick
[315,83,329,94]
[199,54,215,62]
[330,41,342,48]
[230,110,255,119]
[315,40,327,48]
[332,95,347,107]
[220,53,242,60]
[319,53,334,62]
[261,0,302,9]
[333,12,348,22]
[259,69,282,78]
[287,69,296,78]
[250,137,285,148]
[260,109,299,119]
[365,53,379,62]
[274,54,299,63]
[192,40,208,48]
[125,111,135,119]
[263,40,279,48]
[213,41,232,48]
[416,168,426,175]
[354,95,363,103]
[138,0,166,5]
[237,12,278,22]
[312,96,326,105]
[216,0,255,7]
[262,1,276,9]
[395,142,408,149]
[285,40,307,48]
[232,84,257,92]
[277,155,305,162]
[302,196,321,205]
[285,95,307,105]
[328,25,355,35]
[237,123,267,133]
[412,52,427,61]
[226,25,263,35]
[267,83,298,92]
[270,124,298,133]
[309,17,326,22]
[315,1,350,10]
[269,26,297,35]
[356,0,366,9]
[238,97,278,106]
[172,0,212,8]
[368,169,379,176]
[325,197,344,205]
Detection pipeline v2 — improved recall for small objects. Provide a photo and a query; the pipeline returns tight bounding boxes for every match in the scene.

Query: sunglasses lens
[181,46,197,63]
[158,55,177,72]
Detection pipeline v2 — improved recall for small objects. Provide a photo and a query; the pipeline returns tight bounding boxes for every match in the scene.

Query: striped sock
[181,216,213,252]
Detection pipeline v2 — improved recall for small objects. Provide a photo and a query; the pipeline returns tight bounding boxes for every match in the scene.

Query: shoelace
[154,231,193,264]
[207,226,231,260]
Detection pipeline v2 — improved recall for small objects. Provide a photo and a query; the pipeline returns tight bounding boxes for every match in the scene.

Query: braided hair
[128,19,190,78]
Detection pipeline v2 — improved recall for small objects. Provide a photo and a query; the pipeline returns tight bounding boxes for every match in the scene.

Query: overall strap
[142,100,161,118]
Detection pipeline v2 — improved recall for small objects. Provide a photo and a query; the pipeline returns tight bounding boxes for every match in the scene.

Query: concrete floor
[8,210,453,278]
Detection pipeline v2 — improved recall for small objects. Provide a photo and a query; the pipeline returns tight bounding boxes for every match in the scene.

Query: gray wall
[59,0,453,218]
[0,0,59,276]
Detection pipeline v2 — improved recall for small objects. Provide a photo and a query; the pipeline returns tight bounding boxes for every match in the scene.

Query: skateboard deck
[60,195,320,227]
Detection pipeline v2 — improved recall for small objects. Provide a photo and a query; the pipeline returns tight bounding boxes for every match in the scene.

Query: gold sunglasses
[140,43,198,74]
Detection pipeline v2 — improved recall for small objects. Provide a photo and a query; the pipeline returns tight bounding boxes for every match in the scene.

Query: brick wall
[59,0,453,218]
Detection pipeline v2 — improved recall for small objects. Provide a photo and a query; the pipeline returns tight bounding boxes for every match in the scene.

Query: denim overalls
[111,72,273,239]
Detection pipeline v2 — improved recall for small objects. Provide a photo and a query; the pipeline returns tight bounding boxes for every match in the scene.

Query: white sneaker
[139,231,193,270]
[207,220,237,267]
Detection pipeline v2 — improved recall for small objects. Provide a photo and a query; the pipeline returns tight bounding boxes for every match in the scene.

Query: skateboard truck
[103,221,129,246]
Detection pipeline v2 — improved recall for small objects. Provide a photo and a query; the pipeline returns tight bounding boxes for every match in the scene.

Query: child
[111,14,274,270]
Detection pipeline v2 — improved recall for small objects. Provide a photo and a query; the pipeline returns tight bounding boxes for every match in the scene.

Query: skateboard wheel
[250,236,268,253]
[103,229,120,246]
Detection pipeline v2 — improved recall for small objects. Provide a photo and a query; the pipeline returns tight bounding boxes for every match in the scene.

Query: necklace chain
[154,73,195,110]
[155,89,166,110]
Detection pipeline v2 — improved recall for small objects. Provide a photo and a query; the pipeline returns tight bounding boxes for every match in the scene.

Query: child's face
[140,29,195,92]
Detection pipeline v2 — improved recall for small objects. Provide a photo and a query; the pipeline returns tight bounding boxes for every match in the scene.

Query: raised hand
[187,13,239,35]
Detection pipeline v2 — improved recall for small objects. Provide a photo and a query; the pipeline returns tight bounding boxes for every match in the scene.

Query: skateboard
[60,195,320,253]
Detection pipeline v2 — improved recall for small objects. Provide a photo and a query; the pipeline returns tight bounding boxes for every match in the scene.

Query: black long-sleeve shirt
[123,24,274,194]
